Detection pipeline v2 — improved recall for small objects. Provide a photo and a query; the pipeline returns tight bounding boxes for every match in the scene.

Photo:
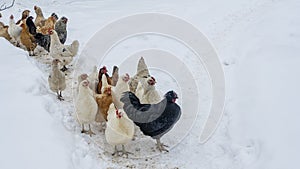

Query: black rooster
[121,90,181,152]
[26,16,50,52]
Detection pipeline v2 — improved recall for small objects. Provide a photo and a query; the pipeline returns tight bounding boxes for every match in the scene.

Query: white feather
[100,74,110,93]
[140,77,161,104]
[49,30,79,67]
[7,16,22,43]
[76,80,98,124]
[105,104,134,146]
[112,74,130,109]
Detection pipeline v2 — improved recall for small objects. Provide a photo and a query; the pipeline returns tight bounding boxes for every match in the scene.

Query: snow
[0,39,73,169]
[0,0,300,169]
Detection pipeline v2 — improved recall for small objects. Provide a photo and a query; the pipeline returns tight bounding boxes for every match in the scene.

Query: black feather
[25,16,50,51]
[34,33,50,52]
[26,16,36,35]
[121,91,181,139]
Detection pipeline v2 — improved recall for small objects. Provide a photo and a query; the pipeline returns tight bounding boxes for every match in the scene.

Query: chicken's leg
[86,124,95,137]
[56,91,61,100]
[57,91,64,101]
[156,138,169,152]
[98,122,105,132]
[28,51,33,56]
[121,145,133,157]
[81,124,87,133]
[112,145,133,157]
[112,146,118,156]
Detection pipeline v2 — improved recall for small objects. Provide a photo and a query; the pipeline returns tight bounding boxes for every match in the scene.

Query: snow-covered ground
[0,0,300,168]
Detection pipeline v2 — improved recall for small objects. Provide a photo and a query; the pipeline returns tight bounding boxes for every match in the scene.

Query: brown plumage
[97,66,112,94]
[95,86,113,122]
[96,66,120,94]
[20,23,37,56]
[38,15,57,35]
[16,10,30,25]
[0,25,13,42]
[111,66,119,86]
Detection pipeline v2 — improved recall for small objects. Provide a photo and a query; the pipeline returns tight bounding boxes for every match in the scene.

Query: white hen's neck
[50,32,61,46]
[144,84,155,94]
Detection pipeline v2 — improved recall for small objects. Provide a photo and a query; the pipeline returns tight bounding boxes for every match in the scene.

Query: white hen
[7,15,22,46]
[140,76,161,104]
[112,73,130,109]
[77,73,88,92]
[49,29,79,71]
[105,103,134,156]
[76,80,98,136]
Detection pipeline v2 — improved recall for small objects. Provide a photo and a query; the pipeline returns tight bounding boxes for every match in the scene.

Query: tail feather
[69,40,79,56]
[120,91,141,108]
[111,66,119,86]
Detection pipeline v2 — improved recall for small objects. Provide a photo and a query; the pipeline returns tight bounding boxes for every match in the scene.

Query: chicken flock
[0,7,182,157]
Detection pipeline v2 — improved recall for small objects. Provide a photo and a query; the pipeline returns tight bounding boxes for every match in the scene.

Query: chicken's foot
[98,122,105,132]
[112,145,133,157]
[156,139,169,152]
[57,91,64,101]
[121,145,133,157]
[86,124,95,137]
[16,42,20,47]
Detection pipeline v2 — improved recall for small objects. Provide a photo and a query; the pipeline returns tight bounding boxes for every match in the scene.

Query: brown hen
[95,86,113,122]
[20,23,36,56]
[38,14,58,35]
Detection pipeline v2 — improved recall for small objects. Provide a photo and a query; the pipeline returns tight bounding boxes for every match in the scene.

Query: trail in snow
[1,0,299,169]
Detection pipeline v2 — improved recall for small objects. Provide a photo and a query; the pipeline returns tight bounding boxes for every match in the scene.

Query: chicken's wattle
[115,110,121,118]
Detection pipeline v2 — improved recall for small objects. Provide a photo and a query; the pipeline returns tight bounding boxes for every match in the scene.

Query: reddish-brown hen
[95,86,113,122]
[38,14,58,35]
